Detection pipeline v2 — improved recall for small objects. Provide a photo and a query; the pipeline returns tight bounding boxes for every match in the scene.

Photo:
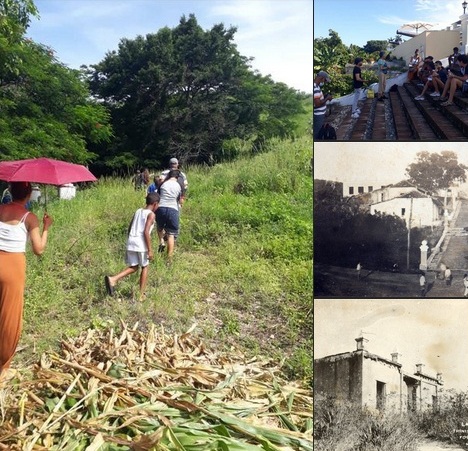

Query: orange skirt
[0,251,26,372]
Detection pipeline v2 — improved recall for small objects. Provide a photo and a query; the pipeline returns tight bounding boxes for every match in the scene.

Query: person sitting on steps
[414,60,448,100]
[407,49,421,82]
[438,54,468,106]
[448,46,460,68]
[417,56,435,86]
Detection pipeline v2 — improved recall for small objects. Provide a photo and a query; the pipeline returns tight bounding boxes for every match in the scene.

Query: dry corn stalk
[0,322,312,450]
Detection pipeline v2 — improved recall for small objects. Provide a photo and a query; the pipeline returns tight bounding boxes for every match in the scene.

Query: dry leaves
[0,321,312,450]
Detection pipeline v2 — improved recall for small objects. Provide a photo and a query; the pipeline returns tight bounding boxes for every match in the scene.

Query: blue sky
[25,0,312,93]
[314,0,466,47]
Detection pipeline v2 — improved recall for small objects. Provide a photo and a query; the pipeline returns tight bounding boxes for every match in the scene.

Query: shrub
[314,397,419,451]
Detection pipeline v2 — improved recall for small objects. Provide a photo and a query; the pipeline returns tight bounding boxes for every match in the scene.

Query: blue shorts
[156,207,180,236]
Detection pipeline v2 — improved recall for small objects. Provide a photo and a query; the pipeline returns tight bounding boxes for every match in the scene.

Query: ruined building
[314,337,443,412]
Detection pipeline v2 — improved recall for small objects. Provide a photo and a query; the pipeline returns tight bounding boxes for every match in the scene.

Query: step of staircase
[389,91,415,139]
[328,81,468,141]
[403,83,468,140]
[396,86,439,139]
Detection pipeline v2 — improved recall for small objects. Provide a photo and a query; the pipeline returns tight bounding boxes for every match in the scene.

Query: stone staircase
[335,81,468,140]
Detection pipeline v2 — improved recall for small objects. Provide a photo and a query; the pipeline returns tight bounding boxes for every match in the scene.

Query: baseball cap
[169,157,178,165]
[317,70,331,82]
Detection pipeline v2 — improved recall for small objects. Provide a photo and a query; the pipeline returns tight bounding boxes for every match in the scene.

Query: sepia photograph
[314,298,468,451]
[314,142,468,298]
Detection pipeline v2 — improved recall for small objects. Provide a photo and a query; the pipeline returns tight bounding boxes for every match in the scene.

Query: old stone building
[314,337,443,412]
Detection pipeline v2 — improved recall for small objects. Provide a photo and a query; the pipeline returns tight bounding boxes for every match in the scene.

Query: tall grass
[414,389,468,447]
[20,135,312,382]
[314,397,420,451]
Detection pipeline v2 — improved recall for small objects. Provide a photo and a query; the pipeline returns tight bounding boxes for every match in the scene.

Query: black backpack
[317,123,337,140]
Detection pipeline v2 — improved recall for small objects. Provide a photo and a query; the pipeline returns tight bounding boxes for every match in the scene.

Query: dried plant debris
[0,321,312,450]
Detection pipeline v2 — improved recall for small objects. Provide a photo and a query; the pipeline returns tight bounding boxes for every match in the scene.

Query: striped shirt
[314,83,326,116]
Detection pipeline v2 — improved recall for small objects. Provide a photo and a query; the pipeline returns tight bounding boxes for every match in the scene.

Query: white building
[370,190,443,228]
[342,181,387,198]
[369,180,421,204]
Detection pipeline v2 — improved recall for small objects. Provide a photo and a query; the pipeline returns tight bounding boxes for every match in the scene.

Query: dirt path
[314,263,468,298]
[417,438,467,451]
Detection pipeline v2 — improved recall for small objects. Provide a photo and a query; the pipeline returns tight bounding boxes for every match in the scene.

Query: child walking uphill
[105,192,160,301]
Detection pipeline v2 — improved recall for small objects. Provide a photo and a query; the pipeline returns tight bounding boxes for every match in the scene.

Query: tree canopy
[0,0,112,163]
[1,4,305,171]
[88,14,304,170]
[406,151,468,194]
[362,40,389,54]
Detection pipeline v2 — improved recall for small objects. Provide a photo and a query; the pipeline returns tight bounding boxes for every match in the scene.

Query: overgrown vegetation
[314,397,420,451]
[315,393,468,450]
[18,135,312,383]
[415,389,468,448]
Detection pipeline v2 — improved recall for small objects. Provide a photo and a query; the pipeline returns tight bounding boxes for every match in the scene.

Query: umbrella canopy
[397,22,434,37]
[0,158,97,186]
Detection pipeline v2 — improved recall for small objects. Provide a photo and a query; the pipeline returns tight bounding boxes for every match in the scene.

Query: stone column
[461,14,468,55]
[420,240,429,271]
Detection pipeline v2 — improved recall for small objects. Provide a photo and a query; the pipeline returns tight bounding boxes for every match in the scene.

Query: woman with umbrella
[0,182,53,383]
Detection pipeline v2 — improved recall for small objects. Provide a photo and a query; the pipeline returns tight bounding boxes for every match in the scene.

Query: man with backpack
[161,158,188,194]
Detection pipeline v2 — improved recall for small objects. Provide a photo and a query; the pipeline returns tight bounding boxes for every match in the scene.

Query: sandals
[104,276,115,296]
[440,101,453,106]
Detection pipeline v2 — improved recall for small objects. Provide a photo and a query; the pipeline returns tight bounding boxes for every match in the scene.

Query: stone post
[420,240,429,271]
[461,13,468,55]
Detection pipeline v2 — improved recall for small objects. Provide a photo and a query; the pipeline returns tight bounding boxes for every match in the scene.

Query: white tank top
[126,208,154,252]
[0,212,30,252]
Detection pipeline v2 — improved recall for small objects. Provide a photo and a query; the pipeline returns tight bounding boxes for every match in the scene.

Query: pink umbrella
[0,157,97,185]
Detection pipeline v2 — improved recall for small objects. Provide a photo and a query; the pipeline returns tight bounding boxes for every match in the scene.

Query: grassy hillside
[20,135,312,382]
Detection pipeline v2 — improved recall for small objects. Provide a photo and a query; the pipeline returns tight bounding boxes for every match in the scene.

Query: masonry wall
[314,352,364,404]
[391,30,460,63]
[362,357,402,411]
[419,378,440,411]
[370,197,441,227]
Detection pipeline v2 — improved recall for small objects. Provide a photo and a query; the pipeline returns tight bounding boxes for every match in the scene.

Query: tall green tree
[313,29,349,72]
[0,0,38,78]
[89,14,303,170]
[0,40,112,163]
[363,40,389,54]
[0,0,112,163]
[406,151,468,194]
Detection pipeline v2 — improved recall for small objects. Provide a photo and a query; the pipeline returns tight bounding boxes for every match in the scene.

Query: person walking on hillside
[156,170,184,260]
[377,51,388,101]
[0,182,53,383]
[104,192,159,302]
[147,174,164,194]
[161,158,188,195]
[351,58,366,119]
[313,70,332,139]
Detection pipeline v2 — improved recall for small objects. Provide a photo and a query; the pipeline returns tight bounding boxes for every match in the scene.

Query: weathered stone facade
[314,337,443,412]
